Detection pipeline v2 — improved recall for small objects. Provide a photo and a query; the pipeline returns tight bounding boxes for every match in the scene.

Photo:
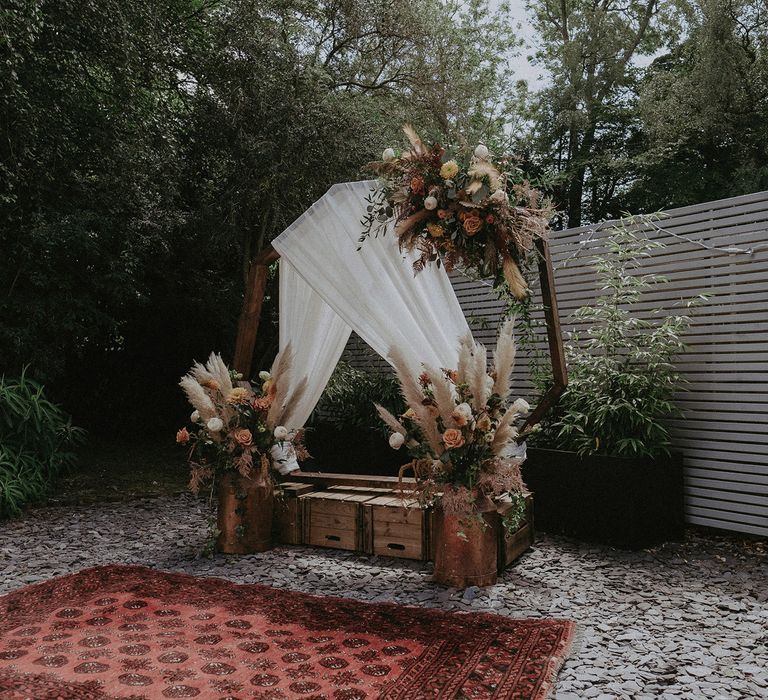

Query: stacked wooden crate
[271,479,533,570]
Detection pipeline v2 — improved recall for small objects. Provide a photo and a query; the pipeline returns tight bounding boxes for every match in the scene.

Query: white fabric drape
[272,180,472,428]
[277,258,352,428]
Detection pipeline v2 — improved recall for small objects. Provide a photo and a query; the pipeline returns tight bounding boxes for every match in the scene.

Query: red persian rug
[0,565,575,700]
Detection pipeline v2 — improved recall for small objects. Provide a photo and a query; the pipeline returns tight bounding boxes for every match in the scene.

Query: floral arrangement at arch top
[376,320,530,527]
[360,125,553,299]
[177,348,308,500]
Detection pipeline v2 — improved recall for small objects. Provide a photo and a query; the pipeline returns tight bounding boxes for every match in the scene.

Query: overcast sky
[503,0,544,87]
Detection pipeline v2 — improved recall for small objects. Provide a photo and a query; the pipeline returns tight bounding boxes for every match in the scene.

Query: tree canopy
[1,0,766,433]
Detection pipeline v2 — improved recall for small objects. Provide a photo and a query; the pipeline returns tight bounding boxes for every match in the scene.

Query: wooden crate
[273,482,316,545]
[363,495,429,561]
[302,491,374,551]
[497,494,534,572]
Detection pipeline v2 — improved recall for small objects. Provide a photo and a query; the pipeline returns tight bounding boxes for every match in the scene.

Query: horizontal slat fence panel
[340,190,768,537]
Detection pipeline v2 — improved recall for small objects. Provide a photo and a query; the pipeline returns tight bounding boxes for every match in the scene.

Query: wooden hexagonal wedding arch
[231,181,567,493]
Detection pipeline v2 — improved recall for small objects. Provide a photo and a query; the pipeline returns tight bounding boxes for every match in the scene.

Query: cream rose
[206,417,224,433]
[190,410,200,423]
[273,425,289,441]
[382,147,396,162]
[389,432,405,449]
[512,398,531,415]
[424,195,438,210]
[451,402,473,427]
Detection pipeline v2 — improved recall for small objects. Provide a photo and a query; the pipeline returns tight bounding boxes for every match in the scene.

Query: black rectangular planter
[521,447,684,550]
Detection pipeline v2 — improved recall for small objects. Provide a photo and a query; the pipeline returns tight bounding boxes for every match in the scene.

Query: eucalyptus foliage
[0,370,85,517]
[534,215,702,458]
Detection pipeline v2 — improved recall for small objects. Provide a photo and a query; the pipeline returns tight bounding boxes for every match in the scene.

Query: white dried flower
[190,410,200,423]
[451,402,473,427]
[273,425,289,441]
[388,432,405,450]
[423,195,438,210]
[474,144,490,160]
[511,398,530,415]
[382,147,396,162]
[258,370,271,381]
[490,189,508,203]
[206,417,224,433]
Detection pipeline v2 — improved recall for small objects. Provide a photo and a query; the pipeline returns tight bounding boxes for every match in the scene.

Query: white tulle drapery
[271,180,471,429]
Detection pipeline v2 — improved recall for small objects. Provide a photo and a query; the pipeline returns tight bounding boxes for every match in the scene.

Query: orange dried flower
[463,214,483,236]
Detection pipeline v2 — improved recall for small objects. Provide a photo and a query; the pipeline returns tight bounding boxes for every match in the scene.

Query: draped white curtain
[271,180,471,429]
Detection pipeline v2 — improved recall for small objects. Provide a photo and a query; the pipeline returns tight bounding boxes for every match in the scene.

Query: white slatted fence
[341,190,768,537]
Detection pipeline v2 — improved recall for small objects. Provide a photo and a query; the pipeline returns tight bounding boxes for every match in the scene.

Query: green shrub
[313,362,405,435]
[527,215,704,458]
[0,370,85,517]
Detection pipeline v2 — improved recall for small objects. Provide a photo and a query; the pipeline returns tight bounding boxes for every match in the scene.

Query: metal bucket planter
[216,472,274,554]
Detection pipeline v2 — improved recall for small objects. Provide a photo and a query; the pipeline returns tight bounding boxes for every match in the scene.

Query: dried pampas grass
[179,376,216,420]
[503,256,528,300]
[492,319,516,401]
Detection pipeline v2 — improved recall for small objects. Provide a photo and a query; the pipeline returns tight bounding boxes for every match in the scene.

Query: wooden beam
[520,236,568,436]
[233,244,281,377]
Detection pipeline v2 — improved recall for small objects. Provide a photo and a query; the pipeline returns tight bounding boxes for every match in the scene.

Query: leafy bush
[313,362,405,435]
[0,370,85,517]
[530,215,703,458]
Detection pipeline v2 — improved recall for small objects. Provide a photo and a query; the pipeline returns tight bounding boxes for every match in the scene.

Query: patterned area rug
[0,565,575,699]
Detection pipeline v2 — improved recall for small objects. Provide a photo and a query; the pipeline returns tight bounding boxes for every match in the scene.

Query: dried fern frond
[492,318,517,401]
[179,376,216,420]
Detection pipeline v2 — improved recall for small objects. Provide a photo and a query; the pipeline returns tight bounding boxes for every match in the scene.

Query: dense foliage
[0,0,518,435]
[0,371,84,517]
[313,362,404,436]
[529,217,700,458]
[2,0,766,438]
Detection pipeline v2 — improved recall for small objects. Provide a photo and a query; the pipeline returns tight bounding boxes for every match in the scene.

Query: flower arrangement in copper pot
[177,348,308,500]
[377,320,529,528]
[360,125,553,299]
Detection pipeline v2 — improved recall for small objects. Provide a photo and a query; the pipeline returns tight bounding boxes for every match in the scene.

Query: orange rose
[443,428,465,449]
[410,177,425,194]
[176,427,190,444]
[232,428,253,447]
[463,214,483,236]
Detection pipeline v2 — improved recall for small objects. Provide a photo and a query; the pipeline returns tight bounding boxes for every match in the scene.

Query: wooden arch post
[232,237,567,434]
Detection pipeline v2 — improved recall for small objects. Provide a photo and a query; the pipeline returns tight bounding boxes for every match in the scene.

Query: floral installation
[176,347,309,501]
[376,320,530,529]
[360,125,553,299]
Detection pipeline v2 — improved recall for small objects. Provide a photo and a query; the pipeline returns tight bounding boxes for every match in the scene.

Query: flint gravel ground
[1,495,766,699]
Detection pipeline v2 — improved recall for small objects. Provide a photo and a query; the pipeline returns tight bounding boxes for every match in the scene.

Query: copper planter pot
[433,498,498,588]
[216,472,274,554]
